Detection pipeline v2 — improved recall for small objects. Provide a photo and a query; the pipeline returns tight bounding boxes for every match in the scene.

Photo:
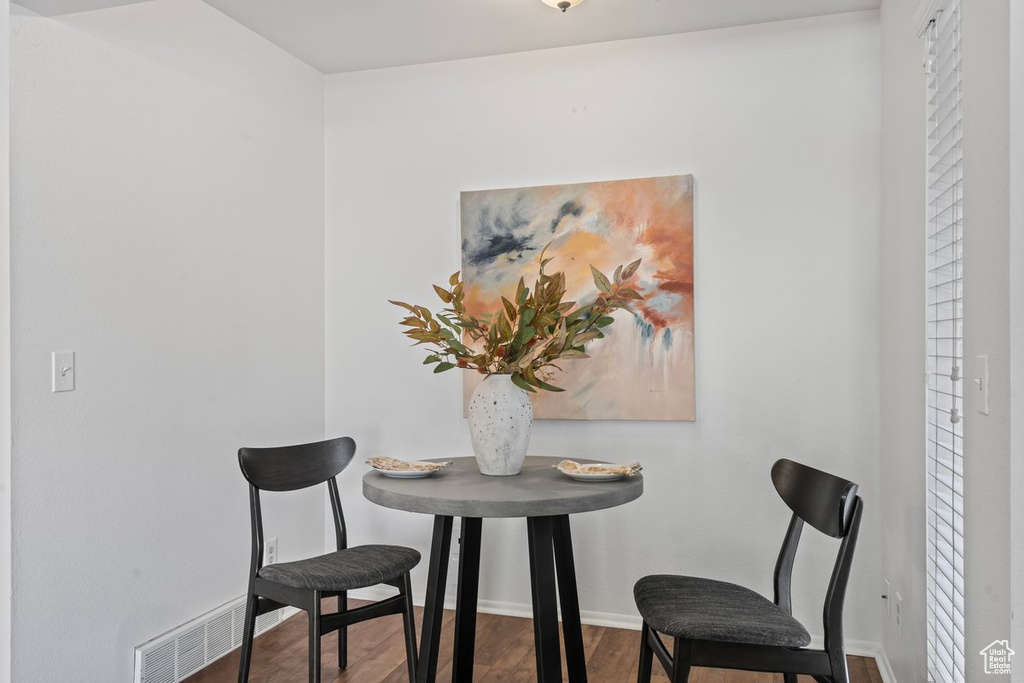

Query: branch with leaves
[390,248,643,392]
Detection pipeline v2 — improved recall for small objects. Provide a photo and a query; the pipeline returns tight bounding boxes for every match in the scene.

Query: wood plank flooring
[186,601,882,683]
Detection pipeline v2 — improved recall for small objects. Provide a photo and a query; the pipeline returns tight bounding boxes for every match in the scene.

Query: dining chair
[237,436,420,683]
[633,458,863,683]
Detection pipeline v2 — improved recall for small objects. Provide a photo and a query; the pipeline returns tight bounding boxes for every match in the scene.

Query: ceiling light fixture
[542,0,585,13]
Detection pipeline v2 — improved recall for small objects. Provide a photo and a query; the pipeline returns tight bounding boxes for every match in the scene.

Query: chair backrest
[238,436,355,492]
[770,459,863,651]
[771,459,859,538]
[238,436,356,576]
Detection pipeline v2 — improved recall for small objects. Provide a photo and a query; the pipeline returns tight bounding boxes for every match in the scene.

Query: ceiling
[14,0,153,15]
[15,0,882,74]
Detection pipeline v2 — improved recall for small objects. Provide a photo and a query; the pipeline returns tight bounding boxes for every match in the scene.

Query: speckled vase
[467,374,533,476]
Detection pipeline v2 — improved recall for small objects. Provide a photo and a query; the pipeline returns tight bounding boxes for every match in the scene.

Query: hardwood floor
[186,601,883,683]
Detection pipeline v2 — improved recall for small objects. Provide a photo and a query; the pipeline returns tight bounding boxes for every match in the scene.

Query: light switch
[52,352,75,392]
[973,354,989,415]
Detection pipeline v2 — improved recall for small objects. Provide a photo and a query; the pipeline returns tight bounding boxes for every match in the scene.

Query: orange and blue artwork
[460,174,695,421]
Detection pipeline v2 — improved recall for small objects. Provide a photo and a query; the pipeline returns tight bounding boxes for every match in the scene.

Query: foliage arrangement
[389,249,644,393]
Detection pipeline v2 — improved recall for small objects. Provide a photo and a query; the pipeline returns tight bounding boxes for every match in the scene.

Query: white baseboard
[804,635,881,660]
[451,596,646,631]
[347,586,406,603]
[348,587,643,630]
[348,588,887,670]
[875,645,897,683]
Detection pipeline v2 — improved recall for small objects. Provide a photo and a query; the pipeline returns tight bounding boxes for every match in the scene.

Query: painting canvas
[460,174,695,421]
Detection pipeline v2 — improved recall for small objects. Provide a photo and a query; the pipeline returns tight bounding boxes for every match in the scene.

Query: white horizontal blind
[924,2,965,682]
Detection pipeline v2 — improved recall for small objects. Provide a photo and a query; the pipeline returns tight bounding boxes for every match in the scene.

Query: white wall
[1012,1,1024,679]
[325,12,883,646]
[878,0,927,679]
[961,1,1013,680]
[0,1,11,681]
[9,1,325,680]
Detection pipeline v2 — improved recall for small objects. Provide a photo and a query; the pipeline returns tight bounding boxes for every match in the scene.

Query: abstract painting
[460,174,695,421]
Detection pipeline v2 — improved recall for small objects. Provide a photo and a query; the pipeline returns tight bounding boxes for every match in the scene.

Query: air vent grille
[207,611,233,661]
[231,602,246,648]
[254,610,278,633]
[133,596,296,683]
[139,640,175,683]
[176,625,205,679]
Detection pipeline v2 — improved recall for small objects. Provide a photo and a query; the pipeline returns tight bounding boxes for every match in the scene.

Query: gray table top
[362,456,643,518]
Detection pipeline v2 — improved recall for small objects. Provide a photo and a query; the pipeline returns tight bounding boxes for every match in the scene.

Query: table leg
[418,515,454,683]
[452,517,482,682]
[527,516,562,683]
[553,515,587,683]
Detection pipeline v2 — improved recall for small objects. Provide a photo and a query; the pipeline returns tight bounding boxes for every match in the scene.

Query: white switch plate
[52,352,75,392]
[973,355,990,415]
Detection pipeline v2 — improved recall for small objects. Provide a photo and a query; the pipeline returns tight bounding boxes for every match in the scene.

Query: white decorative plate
[560,469,625,482]
[371,465,437,479]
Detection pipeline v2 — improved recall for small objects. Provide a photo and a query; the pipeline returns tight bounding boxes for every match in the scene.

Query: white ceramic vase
[467,374,533,476]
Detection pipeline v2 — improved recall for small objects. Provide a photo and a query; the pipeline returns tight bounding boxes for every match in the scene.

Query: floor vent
[134,596,297,683]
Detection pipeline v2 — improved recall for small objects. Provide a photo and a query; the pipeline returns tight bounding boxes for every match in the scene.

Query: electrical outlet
[451,519,461,561]
[447,521,461,594]
[265,537,278,566]
[883,578,891,617]
[894,592,904,638]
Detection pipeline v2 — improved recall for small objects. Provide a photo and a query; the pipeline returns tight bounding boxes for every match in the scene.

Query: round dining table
[363,455,644,683]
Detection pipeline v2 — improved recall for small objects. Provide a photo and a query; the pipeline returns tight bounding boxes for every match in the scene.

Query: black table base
[416,514,588,683]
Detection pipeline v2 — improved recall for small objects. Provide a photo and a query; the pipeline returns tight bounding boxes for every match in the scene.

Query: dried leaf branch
[390,247,643,393]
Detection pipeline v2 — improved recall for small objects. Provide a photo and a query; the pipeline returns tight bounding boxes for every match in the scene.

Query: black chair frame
[638,458,864,683]
[237,436,418,683]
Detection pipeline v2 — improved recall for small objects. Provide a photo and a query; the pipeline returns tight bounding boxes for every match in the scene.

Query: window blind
[924,2,965,681]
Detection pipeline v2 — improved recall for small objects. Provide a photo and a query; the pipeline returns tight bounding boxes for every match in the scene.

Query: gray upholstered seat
[633,575,811,648]
[258,544,421,592]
